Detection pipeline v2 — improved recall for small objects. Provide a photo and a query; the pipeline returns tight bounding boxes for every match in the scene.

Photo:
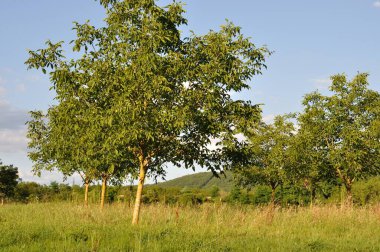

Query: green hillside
[155,171,235,192]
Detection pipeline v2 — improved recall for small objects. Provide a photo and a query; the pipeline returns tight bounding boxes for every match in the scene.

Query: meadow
[1,203,380,251]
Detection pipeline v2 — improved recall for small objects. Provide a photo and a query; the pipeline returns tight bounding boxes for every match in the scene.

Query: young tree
[27,110,93,206]
[27,109,135,208]
[289,127,336,205]
[230,115,295,206]
[26,0,269,224]
[0,160,19,205]
[298,73,380,203]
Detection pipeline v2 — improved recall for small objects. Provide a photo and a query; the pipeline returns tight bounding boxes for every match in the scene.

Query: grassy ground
[1,202,380,251]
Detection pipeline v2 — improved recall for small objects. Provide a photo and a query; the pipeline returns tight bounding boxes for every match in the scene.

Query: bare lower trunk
[100,175,108,210]
[336,168,353,206]
[84,179,89,206]
[132,157,148,225]
[310,194,313,208]
[310,188,316,208]
[270,186,276,208]
[1,198,3,206]
[345,184,353,206]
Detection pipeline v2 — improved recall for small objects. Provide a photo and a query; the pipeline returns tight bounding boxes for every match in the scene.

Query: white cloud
[0,128,28,153]
[0,86,5,96]
[0,100,29,130]
[18,169,77,185]
[0,97,29,153]
[374,1,380,8]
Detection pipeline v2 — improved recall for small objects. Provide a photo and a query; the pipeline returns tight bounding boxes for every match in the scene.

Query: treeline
[4,177,380,206]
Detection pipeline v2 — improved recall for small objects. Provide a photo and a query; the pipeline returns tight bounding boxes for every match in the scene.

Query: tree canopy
[0,160,19,205]
[230,115,295,205]
[25,0,269,223]
[298,73,380,202]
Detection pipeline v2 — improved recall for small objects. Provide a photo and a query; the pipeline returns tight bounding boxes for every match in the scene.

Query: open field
[1,203,380,251]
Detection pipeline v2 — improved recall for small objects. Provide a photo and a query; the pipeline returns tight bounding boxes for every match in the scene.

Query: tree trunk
[1,198,3,206]
[336,168,353,206]
[310,187,316,208]
[270,186,276,207]
[84,179,89,206]
[345,182,353,206]
[132,157,148,225]
[100,175,108,210]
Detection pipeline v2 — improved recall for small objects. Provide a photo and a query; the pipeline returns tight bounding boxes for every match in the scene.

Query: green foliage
[298,73,380,200]
[7,174,380,206]
[226,186,251,204]
[0,161,19,202]
[352,177,380,205]
[229,114,295,204]
[14,182,77,203]
[25,0,269,202]
[227,186,242,203]
[210,185,220,198]
[251,186,271,205]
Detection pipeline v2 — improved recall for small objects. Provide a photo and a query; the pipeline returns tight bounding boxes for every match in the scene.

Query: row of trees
[25,72,380,208]
[229,73,380,205]
[24,0,380,223]
[25,0,268,224]
[5,175,380,206]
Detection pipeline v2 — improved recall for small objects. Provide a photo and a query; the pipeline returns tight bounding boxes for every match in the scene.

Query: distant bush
[251,186,271,205]
[353,177,380,205]
[210,185,220,198]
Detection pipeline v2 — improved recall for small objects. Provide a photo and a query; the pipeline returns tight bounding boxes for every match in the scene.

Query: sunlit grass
[1,202,380,251]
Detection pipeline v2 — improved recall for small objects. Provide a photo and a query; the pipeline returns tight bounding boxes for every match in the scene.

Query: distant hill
[154,171,235,192]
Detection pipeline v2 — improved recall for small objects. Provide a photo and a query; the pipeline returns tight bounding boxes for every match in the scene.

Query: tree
[27,110,96,206]
[27,110,136,208]
[298,73,380,203]
[26,0,269,224]
[27,108,96,206]
[230,115,295,206]
[289,123,336,206]
[0,160,19,205]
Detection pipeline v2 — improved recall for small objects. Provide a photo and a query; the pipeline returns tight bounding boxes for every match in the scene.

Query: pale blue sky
[1,0,380,184]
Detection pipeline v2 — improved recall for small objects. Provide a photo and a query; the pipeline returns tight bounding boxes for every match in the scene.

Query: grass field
[1,203,380,251]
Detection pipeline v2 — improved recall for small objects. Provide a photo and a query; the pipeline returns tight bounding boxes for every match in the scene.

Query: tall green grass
[1,202,380,251]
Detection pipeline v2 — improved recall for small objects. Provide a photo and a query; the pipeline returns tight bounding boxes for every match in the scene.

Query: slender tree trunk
[100,175,108,210]
[84,179,89,206]
[345,182,353,206]
[280,184,283,207]
[310,187,316,208]
[270,186,276,208]
[132,157,148,225]
[129,185,133,208]
[1,198,3,206]
[336,168,353,206]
